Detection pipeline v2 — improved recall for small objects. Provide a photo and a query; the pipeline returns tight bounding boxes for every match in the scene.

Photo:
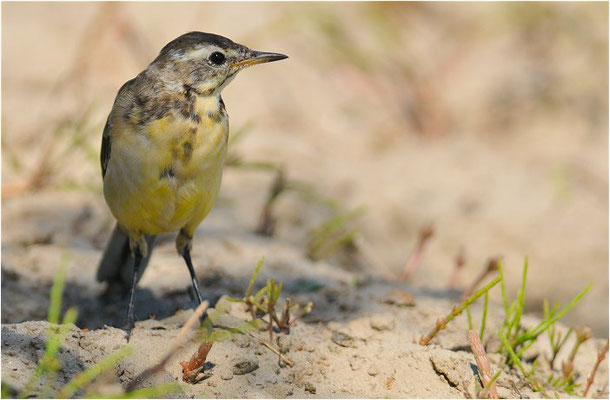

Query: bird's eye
[209,52,226,65]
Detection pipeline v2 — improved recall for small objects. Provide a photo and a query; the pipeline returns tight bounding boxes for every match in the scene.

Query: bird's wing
[101,78,139,179]
[100,117,112,178]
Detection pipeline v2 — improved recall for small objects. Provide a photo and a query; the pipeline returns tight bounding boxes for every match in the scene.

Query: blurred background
[2,3,608,334]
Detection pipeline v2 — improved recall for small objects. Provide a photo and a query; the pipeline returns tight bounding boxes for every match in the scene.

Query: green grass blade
[48,253,70,324]
[485,369,502,392]
[453,276,501,324]
[507,257,528,339]
[480,291,489,341]
[223,296,246,303]
[246,256,264,298]
[501,333,548,397]
[557,327,573,350]
[86,382,181,399]
[498,260,509,316]
[253,285,268,302]
[420,276,500,345]
[121,383,182,399]
[20,255,73,398]
[466,307,473,330]
[516,339,537,358]
[515,284,592,346]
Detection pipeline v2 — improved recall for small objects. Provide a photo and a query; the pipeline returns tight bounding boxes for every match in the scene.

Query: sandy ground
[1,2,608,398]
[1,189,609,398]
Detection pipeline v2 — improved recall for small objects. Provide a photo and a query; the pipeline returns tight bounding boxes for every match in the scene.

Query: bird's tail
[97,224,156,292]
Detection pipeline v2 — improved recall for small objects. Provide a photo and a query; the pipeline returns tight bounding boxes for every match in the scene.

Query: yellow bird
[97,32,287,332]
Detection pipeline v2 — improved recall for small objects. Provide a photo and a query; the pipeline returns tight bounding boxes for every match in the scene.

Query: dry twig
[246,332,294,367]
[126,301,208,391]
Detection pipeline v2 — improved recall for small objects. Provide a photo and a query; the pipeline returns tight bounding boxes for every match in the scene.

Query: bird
[96,31,287,333]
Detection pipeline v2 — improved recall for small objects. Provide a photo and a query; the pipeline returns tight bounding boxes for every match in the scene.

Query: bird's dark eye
[209,52,226,65]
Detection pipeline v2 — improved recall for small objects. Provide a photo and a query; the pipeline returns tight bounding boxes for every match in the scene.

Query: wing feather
[100,117,112,178]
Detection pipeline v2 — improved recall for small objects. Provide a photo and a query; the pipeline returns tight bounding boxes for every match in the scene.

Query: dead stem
[181,342,213,383]
[462,257,499,300]
[449,247,466,288]
[563,326,592,379]
[288,302,313,327]
[125,301,208,391]
[583,339,609,397]
[468,330,498,399]
[400,224,434,282]
[256,169,285,237]
[2,133,56,199]
[247,332,294,367]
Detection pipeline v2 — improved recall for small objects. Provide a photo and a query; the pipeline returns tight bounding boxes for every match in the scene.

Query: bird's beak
[232,50,288,69]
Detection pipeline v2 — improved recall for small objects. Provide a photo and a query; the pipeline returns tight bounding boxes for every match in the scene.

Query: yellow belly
[103,105,228,236]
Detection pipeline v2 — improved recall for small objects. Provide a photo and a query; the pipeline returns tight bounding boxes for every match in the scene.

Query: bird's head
[149,31,287,96]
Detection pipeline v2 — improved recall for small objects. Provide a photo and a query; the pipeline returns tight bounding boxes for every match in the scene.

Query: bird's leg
[125,233,148,338]
[125,249,142,334]
[183,250,204,305]
[177,228,204,305]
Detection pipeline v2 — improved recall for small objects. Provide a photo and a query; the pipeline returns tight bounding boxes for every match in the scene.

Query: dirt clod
[370,315,395,331]
[220,370,234,380]
[331,331,355,348]
[232,360,259,376]
[277,335,291,354]
[304,382,317,394]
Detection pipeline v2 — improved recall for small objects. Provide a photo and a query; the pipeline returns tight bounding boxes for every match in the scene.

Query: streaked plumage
[97,32,287,333]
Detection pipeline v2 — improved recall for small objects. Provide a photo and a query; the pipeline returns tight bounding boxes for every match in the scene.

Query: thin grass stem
[480,291,489,341]
[501,333,548,397]
[420,276,501,345]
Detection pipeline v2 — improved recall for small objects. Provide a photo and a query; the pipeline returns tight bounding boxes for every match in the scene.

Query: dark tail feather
[97,224,156,292]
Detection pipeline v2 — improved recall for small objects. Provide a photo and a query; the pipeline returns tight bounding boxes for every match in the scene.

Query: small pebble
[220,370,234,380]
[367,366,380,376]
[331,331,355,348]
[383,290,415,307]
[370,315,395,331]
[304,382,317,394]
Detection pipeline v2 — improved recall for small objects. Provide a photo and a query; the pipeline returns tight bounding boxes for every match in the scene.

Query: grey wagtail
[97,32,287,332]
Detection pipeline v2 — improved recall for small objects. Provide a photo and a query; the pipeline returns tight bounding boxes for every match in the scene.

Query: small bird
[97,32,287,332]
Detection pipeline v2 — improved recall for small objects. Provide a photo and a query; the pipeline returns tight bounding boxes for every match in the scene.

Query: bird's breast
[144,94,229,180]
[105,93,229,235]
